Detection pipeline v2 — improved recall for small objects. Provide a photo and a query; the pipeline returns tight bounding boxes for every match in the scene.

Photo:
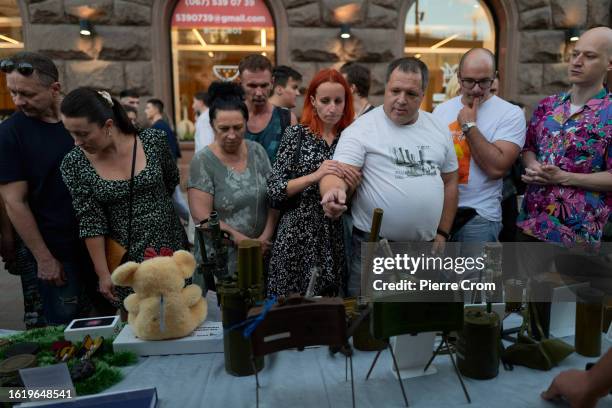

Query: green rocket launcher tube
[220,240,265,376]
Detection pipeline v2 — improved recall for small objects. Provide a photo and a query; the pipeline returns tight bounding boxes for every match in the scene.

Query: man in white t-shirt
[193,91,214,153]
[320,57,459,296]
[433,48,525,244]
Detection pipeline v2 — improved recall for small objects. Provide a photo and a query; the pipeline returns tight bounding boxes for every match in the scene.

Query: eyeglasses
[0,59,57,81]
[459,77,495,89]
[1,60,34,76]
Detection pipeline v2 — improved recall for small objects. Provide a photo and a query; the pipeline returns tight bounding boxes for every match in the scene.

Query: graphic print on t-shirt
[391,145,439,179]
[449,120,470,184]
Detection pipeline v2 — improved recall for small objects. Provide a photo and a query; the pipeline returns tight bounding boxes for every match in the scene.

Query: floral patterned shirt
[517,89,612,246]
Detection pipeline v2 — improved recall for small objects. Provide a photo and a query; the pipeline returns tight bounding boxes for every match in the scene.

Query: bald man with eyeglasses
[432,48,526,256]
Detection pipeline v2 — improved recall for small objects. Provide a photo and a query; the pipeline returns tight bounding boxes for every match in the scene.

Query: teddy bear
[111,250,207,340]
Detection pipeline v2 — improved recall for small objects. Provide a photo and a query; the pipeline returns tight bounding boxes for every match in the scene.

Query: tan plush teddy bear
[111,250,207,340]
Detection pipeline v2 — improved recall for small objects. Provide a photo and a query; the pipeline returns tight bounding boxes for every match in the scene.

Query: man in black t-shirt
[0,52,93,325]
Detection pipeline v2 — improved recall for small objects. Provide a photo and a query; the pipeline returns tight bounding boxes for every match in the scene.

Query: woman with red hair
[267,68,360,296]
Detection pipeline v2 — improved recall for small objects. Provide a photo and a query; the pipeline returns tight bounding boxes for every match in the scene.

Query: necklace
[226,157,244,171]
[358,103,372,117]
[215,144,246,171]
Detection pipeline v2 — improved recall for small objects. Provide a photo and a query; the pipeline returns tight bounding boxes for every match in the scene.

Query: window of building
[0,1,24,118]
[404,0,496,111]
[170,0,275,139]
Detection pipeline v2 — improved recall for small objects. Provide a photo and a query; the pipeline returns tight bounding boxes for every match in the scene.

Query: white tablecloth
[103,300,612,408]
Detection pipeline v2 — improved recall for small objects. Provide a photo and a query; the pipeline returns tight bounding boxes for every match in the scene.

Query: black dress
[267,124,345,297]
[61,128,188,307]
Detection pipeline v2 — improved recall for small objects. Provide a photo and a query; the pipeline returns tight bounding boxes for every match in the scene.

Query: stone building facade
[11,0,612,115]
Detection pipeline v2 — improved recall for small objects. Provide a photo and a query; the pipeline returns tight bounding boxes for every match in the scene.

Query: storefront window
[0,3,24,118]
[405,0,495,111]
[171,0,275,139]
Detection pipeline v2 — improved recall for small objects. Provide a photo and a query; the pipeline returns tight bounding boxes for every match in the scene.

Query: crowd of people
[0,25,611,406]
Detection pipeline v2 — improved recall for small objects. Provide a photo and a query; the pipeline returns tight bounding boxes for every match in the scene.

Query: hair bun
[207,81,244,105]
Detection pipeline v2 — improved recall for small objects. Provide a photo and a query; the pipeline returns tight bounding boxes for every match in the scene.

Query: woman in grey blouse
[188,82,278,278]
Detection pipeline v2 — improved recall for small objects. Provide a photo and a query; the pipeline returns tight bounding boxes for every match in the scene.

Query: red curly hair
[300,68,354,137]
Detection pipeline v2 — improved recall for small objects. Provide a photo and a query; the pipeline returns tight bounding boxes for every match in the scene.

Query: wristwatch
[461,121,477,134]
[436,228,450,240]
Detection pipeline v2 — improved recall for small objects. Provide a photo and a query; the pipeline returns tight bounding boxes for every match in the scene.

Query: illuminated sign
[172,0,273,28]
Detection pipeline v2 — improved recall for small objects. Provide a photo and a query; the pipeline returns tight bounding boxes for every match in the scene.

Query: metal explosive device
[195,213,265,376]
[195,211,232,291]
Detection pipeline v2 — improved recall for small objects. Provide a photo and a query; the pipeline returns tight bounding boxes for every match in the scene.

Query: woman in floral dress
[267,69,360,297]
[60,87,188,310]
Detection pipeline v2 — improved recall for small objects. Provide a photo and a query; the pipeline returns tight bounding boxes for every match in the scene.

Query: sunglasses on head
[0,59,57,81]
[1,60,34,75]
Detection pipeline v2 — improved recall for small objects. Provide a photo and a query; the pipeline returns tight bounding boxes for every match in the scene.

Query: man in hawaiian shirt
[517,26,612,247]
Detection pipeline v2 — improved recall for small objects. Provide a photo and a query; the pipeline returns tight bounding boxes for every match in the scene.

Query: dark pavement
[0,260,25,330]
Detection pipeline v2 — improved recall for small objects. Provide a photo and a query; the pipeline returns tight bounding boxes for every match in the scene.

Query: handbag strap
[125,135,138,259]
[288,126,303,178]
